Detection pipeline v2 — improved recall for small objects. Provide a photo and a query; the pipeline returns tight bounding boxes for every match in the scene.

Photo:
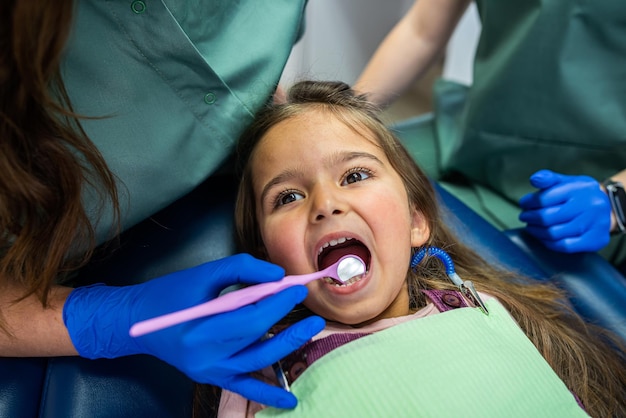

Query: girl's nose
[309,186,347,223]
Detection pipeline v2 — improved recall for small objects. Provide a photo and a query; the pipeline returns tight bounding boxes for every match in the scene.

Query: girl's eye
[342,168,372,185]
[275,190,304,207]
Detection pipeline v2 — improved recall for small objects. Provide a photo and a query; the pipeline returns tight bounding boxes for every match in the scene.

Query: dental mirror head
[332,255,366,283]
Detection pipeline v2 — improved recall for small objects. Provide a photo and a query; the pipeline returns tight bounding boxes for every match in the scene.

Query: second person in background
[355,0,626,269]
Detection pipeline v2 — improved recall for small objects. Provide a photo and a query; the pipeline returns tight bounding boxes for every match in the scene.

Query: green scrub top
[424,0,626,264]
[62,0,306,244]
[434,0,626,230]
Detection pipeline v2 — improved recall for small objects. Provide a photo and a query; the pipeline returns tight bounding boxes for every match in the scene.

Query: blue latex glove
[64,253,325,409]
[518,169,611,253]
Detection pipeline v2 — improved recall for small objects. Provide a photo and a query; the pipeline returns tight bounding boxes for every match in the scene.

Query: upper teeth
[318,237,353,254]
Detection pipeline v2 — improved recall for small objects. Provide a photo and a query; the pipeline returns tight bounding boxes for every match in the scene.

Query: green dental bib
[257,300,588,417]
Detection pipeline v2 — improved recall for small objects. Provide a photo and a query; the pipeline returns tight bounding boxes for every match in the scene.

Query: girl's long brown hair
[0,1,119,329]
[235,80,626,417]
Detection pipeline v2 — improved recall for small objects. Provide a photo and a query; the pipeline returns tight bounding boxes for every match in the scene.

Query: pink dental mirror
[129,255,366,337]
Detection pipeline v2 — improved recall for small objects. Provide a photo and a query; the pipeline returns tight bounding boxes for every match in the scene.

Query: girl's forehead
[249,112,386,189]
[254,111,380,156]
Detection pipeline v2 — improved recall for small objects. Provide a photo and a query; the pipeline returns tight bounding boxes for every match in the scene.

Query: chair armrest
[40,356,193,418]
[0,357,48,418]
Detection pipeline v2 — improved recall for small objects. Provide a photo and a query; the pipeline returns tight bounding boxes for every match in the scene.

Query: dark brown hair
[0,1,119,329]
[234,80,626,417]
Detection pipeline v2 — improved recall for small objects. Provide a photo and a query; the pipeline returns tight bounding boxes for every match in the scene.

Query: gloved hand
[518,169,611,253]
[64,253,325,409]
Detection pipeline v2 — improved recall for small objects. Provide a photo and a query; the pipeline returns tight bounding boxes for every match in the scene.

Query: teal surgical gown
[61,0,306,244]
[430,0,626,264]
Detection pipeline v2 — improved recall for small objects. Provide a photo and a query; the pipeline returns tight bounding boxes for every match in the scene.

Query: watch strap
[603,179,626,235]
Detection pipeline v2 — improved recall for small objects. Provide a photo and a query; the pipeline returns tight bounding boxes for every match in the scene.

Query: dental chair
[2,125,625,418]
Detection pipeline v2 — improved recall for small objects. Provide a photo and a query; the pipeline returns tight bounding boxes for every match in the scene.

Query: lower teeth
[324,275,362,287]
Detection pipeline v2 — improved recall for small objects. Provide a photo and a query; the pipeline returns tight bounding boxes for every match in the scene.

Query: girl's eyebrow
[259,151,384,203]
[260,168,299,204]
[340,151,382,165]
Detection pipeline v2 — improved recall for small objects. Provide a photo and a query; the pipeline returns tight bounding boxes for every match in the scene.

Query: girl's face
[250,110,429,325]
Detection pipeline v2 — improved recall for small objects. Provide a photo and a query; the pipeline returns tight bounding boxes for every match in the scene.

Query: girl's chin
[314,305,382,327]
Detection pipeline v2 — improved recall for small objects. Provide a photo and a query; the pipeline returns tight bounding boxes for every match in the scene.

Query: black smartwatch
[603,179,626,235]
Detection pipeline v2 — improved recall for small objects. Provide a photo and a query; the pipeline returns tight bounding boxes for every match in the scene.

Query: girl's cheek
[263,222,303,267]
[259,225,280,261]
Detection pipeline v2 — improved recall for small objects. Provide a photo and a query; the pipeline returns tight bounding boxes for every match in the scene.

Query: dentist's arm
[0,282,76,356]
[354,0,471,108]
[1,254,324,409]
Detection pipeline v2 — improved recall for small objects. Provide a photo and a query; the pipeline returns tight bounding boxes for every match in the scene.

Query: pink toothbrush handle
[129,271,319,337]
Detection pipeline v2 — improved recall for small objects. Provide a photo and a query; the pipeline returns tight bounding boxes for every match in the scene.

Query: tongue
[319,243,369,270]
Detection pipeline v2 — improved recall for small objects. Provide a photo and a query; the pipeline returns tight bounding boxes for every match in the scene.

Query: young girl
[214,81,626,417]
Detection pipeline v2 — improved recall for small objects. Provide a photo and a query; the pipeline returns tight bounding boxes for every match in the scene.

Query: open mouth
[317,237,371,286]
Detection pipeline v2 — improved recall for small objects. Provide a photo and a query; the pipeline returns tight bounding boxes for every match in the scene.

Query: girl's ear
[410,209,430,247]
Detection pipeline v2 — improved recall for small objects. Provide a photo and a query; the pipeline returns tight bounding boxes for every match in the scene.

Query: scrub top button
[131,1,146,14]
[442,293,462,308]
[204,92,217,104]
